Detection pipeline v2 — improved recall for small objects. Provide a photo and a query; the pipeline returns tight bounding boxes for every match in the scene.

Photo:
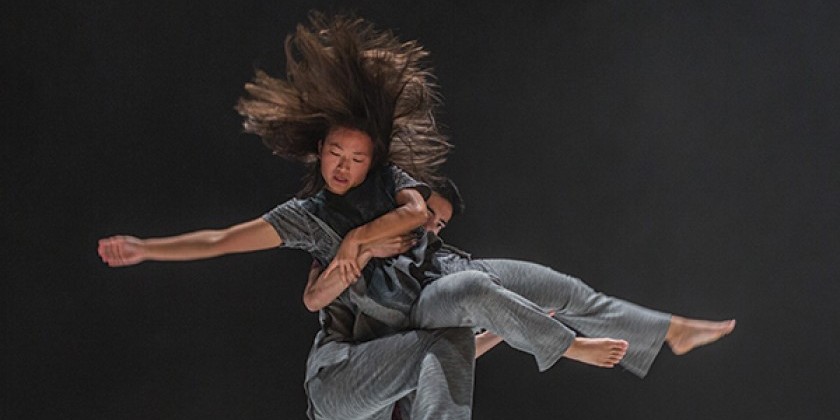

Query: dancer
[99,14,483,420]
[309,179,734,419]
[301,170,734,375]
[98,13,734,419]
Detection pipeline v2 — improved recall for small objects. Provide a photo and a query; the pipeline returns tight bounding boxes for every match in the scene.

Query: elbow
[404,200,428,228]
[204,229,229,254]
[303,292,324,312]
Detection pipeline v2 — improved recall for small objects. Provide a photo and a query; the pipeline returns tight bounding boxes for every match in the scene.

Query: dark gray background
[4,1,839,418]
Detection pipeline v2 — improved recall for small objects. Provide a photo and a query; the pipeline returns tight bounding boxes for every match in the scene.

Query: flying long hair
[237,12,451,196]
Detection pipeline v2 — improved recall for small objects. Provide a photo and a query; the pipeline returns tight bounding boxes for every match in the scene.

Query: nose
[337,156,349,170]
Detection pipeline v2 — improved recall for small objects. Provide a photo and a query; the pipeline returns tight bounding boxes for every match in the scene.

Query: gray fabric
[409,270,574,372]
[465,259,671,378]
[261,164,426,265]
[391,165,431,200]
[262,198,341,265]
[306,328,475,420]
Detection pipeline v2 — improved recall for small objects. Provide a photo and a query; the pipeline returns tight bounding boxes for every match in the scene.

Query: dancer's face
[319,127,374,195]
[424,192,453,235]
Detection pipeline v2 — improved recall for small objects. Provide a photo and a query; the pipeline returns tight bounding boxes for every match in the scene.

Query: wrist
[135,239,151,261]
[358,248,373,263]
[345,228,364,247]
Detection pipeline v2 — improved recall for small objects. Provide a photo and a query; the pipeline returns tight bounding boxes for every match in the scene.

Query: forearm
[345,190,427,248]
[139,230,231,261]
[303,251,373,312]
[128,219,280,263]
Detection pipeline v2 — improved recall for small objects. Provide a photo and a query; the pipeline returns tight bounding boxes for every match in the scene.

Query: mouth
[332,174,349,185]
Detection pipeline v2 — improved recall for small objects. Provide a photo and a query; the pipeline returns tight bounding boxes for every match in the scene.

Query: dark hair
[434,178,465,216]
[236,12,451,196]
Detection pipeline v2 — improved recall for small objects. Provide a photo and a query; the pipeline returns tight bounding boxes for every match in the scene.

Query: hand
[98,235,145,267]
[362,234,416,258]
[324,234,363,285]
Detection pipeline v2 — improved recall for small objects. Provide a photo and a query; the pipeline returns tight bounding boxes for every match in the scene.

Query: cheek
[350,163,370,183]
[320,155,337,173]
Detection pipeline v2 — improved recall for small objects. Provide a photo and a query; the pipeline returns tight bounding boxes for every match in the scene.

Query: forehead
[324,127,373,153]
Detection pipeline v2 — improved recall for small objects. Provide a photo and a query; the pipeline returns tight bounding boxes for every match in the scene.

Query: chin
[326,184,349,195]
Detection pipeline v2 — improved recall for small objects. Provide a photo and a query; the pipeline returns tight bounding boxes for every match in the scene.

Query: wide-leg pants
[306,328,476,420]
[411,260,671,377]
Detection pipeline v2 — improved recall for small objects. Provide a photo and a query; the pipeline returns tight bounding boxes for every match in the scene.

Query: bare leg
[666,317,736,355]
[563,337,629,368]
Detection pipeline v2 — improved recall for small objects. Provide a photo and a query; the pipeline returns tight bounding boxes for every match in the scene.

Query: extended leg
[411,270,625,372]
[475,259,734,377]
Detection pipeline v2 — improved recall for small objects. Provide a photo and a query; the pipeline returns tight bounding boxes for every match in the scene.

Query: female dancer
[99,13,734,419]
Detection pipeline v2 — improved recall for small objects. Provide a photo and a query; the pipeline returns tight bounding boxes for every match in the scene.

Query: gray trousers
[310,260,671,419]
[306,328,476,420]
[411,259,672,377]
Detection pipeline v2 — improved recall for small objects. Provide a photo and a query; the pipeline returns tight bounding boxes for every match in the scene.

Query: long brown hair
[237,12,451,196]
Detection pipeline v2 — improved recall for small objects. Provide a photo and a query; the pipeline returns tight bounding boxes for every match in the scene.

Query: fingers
[341,263,350,285]
[350,260,361,278]
[323,260,339,278]
[324,260,359,286]
[97,235,142,267]
[114,238,127,265]
[98,237,121,266]
[343,261,361,284]
[343,266,357,285]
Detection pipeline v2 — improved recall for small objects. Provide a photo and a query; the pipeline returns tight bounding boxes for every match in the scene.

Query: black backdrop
[4,1,840,419]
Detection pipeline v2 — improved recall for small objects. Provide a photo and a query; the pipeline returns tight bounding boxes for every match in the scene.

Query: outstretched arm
[326,188,428,282]
[98,218,282,267]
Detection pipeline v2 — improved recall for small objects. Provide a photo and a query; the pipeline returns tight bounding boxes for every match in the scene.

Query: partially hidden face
[424,192,453,235]
[319,126,374,195]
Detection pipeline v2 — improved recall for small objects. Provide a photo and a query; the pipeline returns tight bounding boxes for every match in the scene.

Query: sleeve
[261,199,318,251]
[389,165,431,200]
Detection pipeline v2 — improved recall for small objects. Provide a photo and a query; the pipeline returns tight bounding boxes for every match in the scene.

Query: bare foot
[666,317,736,355]
[563,337,629,368]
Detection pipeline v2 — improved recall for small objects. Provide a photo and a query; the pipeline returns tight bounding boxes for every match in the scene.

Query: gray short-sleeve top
[260,164,432,383]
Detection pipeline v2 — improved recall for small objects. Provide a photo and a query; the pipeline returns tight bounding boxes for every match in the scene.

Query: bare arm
[304,234,415,311]
[98,218,282,267]
[303,253,371,312]
[346,188,428,246]
[326,188,428,283]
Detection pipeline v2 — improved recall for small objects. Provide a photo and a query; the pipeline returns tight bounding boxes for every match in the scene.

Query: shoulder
[265,195,322,216]
[387,164,431,200]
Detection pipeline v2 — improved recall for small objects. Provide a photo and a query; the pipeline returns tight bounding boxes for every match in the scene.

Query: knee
[445,270,499,298]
